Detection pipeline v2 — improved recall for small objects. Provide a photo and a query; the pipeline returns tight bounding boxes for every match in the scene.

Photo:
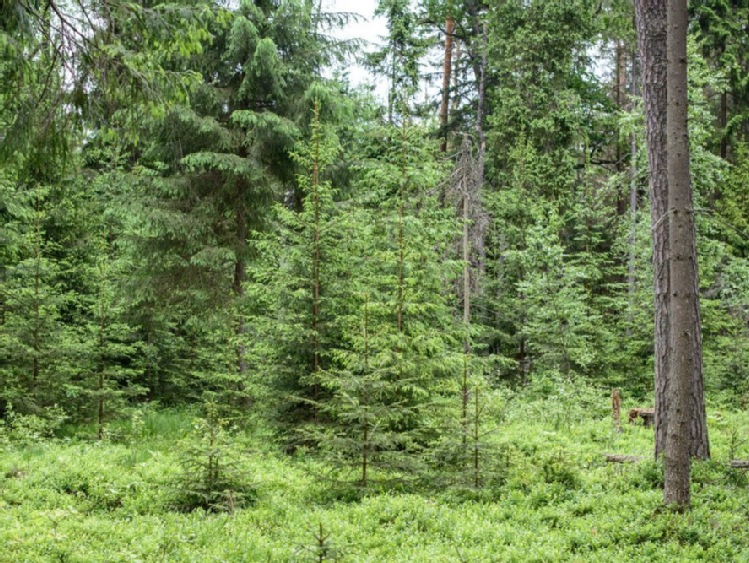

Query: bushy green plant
[541,451,580,489]
[171,403,256,513]
[0,403,67,447]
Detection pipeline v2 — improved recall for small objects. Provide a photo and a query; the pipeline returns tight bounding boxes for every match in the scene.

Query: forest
[2,0,749,560]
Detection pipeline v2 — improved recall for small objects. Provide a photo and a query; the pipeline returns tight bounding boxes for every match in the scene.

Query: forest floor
[2,385,749,562]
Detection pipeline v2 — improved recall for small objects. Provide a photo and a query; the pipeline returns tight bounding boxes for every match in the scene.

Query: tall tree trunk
[616,41,628,215]
[636,0,670,459]
[719,90,728,160]
[462,159,471,450]
[628,47,639,327]
[234,203,247,375]
[311,103,322,382]
[635,0,709,461]
[439,12,455,152]
[361,293,370,487]
[664,0,699,508]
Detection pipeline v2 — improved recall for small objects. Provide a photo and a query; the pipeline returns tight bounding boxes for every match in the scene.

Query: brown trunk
[473,386,480,488]
[635,0,668,456]
[664,0,698,508]
[97,252,108,441]
[310,102,323,418]
[628,46,639,328]
[462,186,470,449]
[440,15,455,152]
[452,39,461,114]
[635,0,709,462]
[362,295,370,487]
[616,42,628,215]
[312,132,321,375]
[720,81,728,161]
[612,388,622,432]
[234,203,247,374]
[32,194,42,389]
[397,121,406,338]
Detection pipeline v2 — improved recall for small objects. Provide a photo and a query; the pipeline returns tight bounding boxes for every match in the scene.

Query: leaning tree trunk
[634,0,709,461]
[664,0,700,509]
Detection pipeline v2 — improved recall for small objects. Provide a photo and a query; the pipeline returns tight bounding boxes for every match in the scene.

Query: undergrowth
[2,385,749,561]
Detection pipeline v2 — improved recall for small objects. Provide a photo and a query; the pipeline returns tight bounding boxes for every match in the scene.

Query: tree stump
[612,388,621,433]
[628,408,655,427]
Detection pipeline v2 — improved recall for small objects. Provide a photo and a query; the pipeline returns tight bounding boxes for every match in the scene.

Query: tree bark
[664,0,696,509]
[634,0,709,462]
[439,13,455,152]
[635,0,670,458]
[628,46,639,325]
[234,203,247,375]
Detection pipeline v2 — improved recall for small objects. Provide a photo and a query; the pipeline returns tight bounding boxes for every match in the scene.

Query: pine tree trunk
[362,295,370,488]
[439,13,454,152]
[462,191,470,450]
[616,41,627,215]
[311,102,323,413]
[635,0,670,458]
[97,252,108,441]
[635,0,709,461]
[234,203,247,375]
[720,90,728,160]
[664,0,698,508]
[628,47,639,326]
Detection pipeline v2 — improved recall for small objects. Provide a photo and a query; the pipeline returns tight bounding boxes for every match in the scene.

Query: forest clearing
[3,0,749,559]
[3,389,749,562]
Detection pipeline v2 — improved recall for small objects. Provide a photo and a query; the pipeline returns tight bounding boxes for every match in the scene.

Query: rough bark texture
[664,0,695,508]
[634,0,709,461]
[635,0,670,458]
[612,388,622,432]
[439,14,454,153]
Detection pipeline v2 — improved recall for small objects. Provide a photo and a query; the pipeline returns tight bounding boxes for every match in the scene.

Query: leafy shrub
[541,452,579,489]
[631,460,665,490]
[0,403,67,446]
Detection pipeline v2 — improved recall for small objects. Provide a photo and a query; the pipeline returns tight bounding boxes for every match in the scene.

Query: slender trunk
[720,90,728,160]
[452,39,461,115]
[616,42,627,214]
[311,102,322,414]
[473,386,480,488]
[440,14,455,152]
[31,191,43,390]
[475,22,488,273]
[97,248,108,441]
[627,132,638,304]
[628,47,639,326]
[234,203,247,375]
[635,0,671,458]
[397,121,406,338]
[362,294,370,487]
[664,0,698,508]
[462,188,470,450]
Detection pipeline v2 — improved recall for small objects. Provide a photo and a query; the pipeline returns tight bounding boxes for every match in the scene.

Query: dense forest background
[2,0,749,452]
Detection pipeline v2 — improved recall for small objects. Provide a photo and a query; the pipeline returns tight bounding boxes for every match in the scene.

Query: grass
[2,386,749,562]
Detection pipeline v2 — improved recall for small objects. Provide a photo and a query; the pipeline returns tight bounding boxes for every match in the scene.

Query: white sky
[322,0,388,95]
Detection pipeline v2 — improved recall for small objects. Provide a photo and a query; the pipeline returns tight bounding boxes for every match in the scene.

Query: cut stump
[628,408,655,427]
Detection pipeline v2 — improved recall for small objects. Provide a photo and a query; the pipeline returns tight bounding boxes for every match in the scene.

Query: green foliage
[294,522,344,562]
[171,403,256,513]
[2,394,749,560]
